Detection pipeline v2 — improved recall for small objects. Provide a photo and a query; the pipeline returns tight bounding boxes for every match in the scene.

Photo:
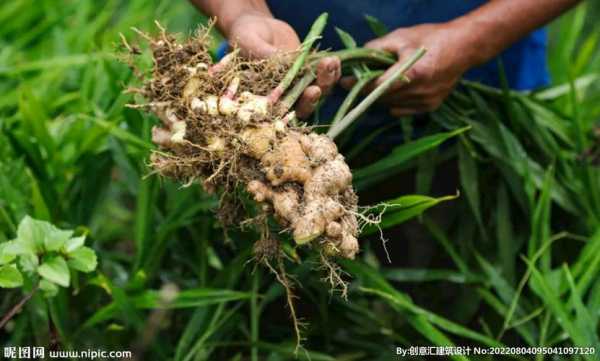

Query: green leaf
[341,259,503,348]
[364,14,389,37]
[354,127,470,189]
[535,74,598,100]
[18,253,39,275]
[573,230,600,298]
[39,279,59,298]
[383,268,480,284]
[64,235,85,253]
[525,258,593,354]
[81,288,252,330]
[0,264,23,288]
[458,142,486,239]
[0,132,31,223]
[67,246,97,272]
[496,185,519,284]
[14,216,75,253]
[475,253,537,345]
[15,215,43,253]
[38,256,70,287]
[134,176,159,270]
[519,97,573,145]
[334,27,356,48]
[17,86,55,158]
[0,242,16,265]
[527,167,553,271]
[3,239,35,257]
[89,117,154,150]
[132,288,252,309]
[407,315,467,361]
[563,264,600,351]
[363,194,458,234]
[44,227,73,252]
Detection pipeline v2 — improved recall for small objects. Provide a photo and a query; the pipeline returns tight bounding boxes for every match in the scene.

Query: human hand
[341,22,476,116]
[225,12,341,118]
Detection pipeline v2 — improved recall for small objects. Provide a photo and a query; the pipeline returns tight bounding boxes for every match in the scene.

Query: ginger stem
[327,47,427,139]
[316,48,396,65]
[279,72,316,113]
[268,13,328,104]
[331,70,383,125]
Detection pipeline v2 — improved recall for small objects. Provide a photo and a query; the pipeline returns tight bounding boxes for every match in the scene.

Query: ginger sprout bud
[195,62,208,71]
[170,121,187,143]
[237,92,270,123]
[191,97,207,113]
[184,66,197,75]
[223,77,240,99]
[166,108,178,124]
[183,77,201,99]
[282,111,297,125]
[274,120,286,132]
[219,97,239,116]
[253,96,269,116]
[152,126,172,146]
[204,95,219,116]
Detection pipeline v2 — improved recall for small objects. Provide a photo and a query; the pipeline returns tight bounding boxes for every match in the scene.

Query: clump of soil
[125,24,360,261]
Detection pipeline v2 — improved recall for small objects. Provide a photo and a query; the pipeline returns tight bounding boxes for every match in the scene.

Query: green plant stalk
[281,55,390,114]
[0,284,39,329]
[317,48,396,65]
[331,70,384,125]
[279,72,316,113]
[327,47,427,139]
[268,13,328,103]
[250,271,260,361]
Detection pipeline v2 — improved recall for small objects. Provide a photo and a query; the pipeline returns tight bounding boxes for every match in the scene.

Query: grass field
[1,1,599,360]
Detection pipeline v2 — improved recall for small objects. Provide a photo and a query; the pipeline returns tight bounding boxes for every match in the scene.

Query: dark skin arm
[341,0,581,116]
[190,0,341,118]
[192,0,580,117]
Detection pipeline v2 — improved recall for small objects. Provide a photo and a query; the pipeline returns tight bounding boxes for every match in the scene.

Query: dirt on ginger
[127,25,360,260]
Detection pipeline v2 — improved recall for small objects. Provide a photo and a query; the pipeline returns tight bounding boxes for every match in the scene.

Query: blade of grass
[458,141,487,240]
[523,257,592,354]
[353,126,470,189]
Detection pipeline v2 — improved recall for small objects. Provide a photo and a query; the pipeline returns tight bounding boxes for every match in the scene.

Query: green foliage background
[0,1,599,360]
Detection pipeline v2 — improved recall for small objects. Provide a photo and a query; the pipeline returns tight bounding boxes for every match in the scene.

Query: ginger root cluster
[130,26,359,259]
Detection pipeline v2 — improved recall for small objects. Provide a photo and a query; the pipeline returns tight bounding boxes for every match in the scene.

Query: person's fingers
[360,60,413,95]
[388,95,443,115]
[389,106,428,117]
[315,56,341,95]
[339,76,357,90]
[295,85,322,119]
[377,87,428,105]
[364,34,400,53]
[231,33,279,59]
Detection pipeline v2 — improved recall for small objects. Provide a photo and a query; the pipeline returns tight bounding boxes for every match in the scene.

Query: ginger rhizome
[129,23,360,260]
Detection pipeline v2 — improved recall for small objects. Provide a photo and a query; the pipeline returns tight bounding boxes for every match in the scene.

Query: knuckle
[424,98,441,111]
